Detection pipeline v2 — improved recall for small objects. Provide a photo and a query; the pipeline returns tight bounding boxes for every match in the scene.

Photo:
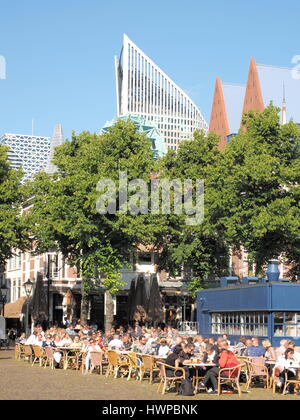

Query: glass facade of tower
[115,34,208,151]
[0,133,51,181]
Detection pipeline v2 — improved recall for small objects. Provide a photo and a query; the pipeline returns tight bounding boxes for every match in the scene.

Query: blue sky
[1,0,300,139]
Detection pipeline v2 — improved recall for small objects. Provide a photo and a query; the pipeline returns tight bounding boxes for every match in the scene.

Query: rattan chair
[23,345,33,364]
[89,351,108,375]
[127,352,142,381]
[246,357,269,390]
[140,355,160,385]
[283,369,300,395]
[217,364,243,396]
[32,345,46,367]
[43,346,55,369]
[156,362,186,395]
[15,343,25,361]
[106,350,130,378]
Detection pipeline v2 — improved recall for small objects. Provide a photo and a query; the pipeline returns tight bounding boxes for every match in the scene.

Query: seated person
[233,337,247,356]
[108,334,124,350]
[199,339,239,395]
[262,339,276,361]
[15,332,27,344]
[165,344,183,377]
[244,337,266,357]
[157,339,170,357]
[208,337,220,355]
[274,348,300,394]
[72,335,83,348]
[122,334,132,350]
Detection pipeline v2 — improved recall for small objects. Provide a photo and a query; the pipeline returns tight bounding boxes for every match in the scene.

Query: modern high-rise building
[115,34,208,151]
[0,133,51,181]
[0,124,65,181]
[45,124,65,174]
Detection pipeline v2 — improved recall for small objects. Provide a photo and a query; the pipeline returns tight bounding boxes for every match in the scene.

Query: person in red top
[199,339,240,394]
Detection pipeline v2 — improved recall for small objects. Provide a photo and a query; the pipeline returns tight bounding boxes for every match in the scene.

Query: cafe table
[56,347,82,370]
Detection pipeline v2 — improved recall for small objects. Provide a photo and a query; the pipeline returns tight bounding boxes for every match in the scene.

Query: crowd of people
[13,321,300,396]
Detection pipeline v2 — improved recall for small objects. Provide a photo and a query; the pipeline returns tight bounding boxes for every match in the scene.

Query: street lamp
[0,283,9,316]
[180,281,189,324]
[23,279,34,335]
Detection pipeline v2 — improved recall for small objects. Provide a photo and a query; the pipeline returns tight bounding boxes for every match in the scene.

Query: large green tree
[155,130,230,295]
[26,120,156,329]
[209,104,300,275]
[0,145,28,266]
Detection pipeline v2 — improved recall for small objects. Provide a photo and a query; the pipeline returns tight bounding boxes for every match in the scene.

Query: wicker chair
[106,350,130,378]
[246,357,269,390]
[32,345,46,367]
[23,345,34,364]
[140,355,160,385]
[43,346,55,369]
[127,352,142,381]
[283,368,300,395]
[156,362,186,395]
[217,364,243,396]
[89,351,108,375]
[15,343,25,361]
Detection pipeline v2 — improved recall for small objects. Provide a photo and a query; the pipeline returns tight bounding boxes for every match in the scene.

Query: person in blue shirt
[244,337,266,357]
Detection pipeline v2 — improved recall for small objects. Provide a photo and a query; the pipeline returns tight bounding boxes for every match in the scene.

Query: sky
[1,0,300,139]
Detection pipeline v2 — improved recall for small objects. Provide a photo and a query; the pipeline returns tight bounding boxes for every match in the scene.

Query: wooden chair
[106,350,130,378]
[32,345,46,367]
[44,346,55,369]
[89,351,108,375]
[140,355,160,385]
[15,343,25,361]
[127,352,142,381]
[283,369,300,395]
[156,362,186,395]
[246,357,269,390]
[217,364,243,396]
[23,345,33,364]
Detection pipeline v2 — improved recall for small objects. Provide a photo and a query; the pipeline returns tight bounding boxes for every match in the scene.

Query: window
[211,312,268,337]
[274,312,300,338]
[138,252,152,265]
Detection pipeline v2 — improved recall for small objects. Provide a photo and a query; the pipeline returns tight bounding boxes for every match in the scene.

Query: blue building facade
[197,281,300,346]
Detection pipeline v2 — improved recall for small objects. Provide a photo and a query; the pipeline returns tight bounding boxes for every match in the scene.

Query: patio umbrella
[147,274,164,325]
[30,272,48,324]
[131,274,148,322]
[127,278,136,320]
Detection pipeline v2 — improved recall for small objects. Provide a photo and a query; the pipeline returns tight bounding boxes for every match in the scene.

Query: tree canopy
[0,145,28,266]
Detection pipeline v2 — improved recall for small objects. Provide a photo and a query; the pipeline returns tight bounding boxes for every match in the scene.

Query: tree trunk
[80,281,89,325]
[104,290,114,332]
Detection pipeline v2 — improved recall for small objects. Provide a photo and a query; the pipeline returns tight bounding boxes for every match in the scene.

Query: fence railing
[178,321,199,332]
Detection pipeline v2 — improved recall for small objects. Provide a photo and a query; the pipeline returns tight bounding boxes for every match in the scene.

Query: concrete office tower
[115,34,208,151]
[45,124,65,175]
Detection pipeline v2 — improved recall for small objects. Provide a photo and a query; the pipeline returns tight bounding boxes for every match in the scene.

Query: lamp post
[23,279,34,335]
[0,283,9,316]
[180,281,189,324]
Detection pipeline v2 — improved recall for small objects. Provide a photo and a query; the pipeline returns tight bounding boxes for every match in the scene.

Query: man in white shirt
[108,334,124,350]
[25,332,38,345]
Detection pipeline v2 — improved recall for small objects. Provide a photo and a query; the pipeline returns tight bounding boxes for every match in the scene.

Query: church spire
[281,82,287,125]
